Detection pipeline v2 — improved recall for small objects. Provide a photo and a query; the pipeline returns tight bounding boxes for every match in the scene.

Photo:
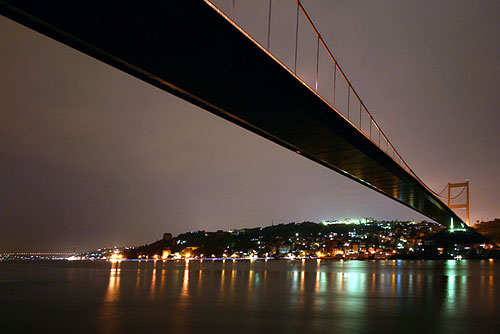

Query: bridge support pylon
[447,180,470,226]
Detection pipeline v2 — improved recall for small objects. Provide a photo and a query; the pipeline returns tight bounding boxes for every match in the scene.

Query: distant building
[324,240,341,253]
[180,247,199,257]
[268,245,277,255]
[163,233,172,241]
[278,245,291,254]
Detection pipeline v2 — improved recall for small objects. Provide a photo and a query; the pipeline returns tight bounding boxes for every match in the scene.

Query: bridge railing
[205,0,422,181]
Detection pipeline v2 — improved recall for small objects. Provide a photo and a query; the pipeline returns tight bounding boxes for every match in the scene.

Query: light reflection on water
[99,260,120,334]
[1,260,499,333]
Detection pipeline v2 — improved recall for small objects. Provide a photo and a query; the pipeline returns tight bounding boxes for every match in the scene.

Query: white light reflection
[230,263,236,299]
[150,260,157,298]
[330,264,366,333]
[181,260,189,299]
[441,260,467,321]
[98,261,121,334]
[159,261,166,297]
[220,260,226,297]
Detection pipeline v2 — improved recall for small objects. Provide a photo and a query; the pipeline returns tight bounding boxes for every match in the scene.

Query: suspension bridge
[0,0,470,229]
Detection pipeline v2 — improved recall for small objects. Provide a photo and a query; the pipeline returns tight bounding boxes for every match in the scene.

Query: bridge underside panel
[0,0,464,227]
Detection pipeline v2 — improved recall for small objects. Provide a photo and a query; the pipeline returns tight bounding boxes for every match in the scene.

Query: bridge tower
[447,180,470,226]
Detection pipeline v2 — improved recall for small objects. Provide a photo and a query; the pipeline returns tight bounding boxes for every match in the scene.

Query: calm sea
[0,259,499,333]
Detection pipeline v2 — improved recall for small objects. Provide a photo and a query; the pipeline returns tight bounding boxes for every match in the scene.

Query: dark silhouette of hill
[474,218,500,242]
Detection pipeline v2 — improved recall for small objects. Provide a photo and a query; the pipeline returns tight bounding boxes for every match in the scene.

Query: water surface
[0,259,499,333]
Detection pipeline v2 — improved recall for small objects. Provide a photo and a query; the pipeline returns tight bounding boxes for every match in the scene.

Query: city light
[322,218,374,225]
[110,253,123,262]
[2,219,495,263]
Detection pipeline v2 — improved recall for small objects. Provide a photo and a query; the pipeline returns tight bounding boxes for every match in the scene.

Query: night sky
[1,0,499,252]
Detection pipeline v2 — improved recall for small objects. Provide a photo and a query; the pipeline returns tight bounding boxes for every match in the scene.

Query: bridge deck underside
[0,0,464,227]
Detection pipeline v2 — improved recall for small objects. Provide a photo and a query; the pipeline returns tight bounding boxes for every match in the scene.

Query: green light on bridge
[448,217,467,233]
